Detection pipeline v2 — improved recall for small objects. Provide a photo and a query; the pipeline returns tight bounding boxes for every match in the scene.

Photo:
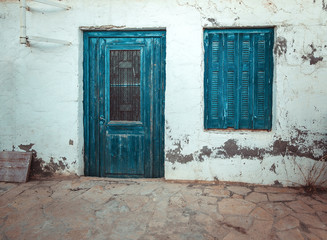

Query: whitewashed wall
[0,0,326,185]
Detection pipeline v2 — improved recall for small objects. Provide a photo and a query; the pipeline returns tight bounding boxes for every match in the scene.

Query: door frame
[83,30,166,178]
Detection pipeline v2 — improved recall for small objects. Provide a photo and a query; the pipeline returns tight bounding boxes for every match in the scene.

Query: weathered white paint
[0,0,326,185]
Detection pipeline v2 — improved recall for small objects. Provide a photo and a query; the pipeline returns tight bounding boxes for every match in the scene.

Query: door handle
[99,115,106,125]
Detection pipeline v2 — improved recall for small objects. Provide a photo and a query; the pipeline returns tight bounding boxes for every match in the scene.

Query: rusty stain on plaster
[220,139,266,160]
[198,146,212,162]
[166,141,194,164]
[273,180,282,186]
[18,143,68,177]
[167,129,327,164]
[302,44,324,65]
[18,143,34,152]
[263,0,277,13]
[270,163,277,174]
[274,37,287,57]
[207,18,219,26]
[323,0,327,10]
[31,154,69,177]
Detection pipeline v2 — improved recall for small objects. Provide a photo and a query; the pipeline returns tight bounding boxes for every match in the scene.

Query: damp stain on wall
[302,43,324,65]
[18,143,69,177]
[274,37,287,57]
[166,129,327,165]
[323,0,327,11]
[166,141,194,164]
[198,146,212,162]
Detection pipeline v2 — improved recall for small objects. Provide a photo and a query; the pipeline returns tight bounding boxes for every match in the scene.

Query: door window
[110,50,141,121]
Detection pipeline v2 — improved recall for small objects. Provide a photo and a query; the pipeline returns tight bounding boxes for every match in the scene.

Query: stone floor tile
[3,225,23,240]
[250,207,273,221]
[223,230,248,240]
[203,187,230,198]
[267,193,297,202]
[312,195,327,204]
[308,228,327,239]
[246,219,274,240]
[197,195,220,206]
[227,186,252,196]
[63,229,90,240]
[218,198,256,216]
[138,182,161,196]
[277,229,305,240]
[168,194,187,208]
[319,193,327,200]
[122,195,150,212]
[0,205,15,220]
[231,193,244,199]
[254,186,300,193]
[245,192,268,203]
[104,183,129,194]
[78,185,112,205]
[274,215,300,231]
[312,203,327,212]
[286,200,315,213]
[204,225,230,240]
[296,195,322,205]
[224,215,253,230]
[302,232,321,240]
[317,211,327,224]
[0,183,35,207]
[0,182,17,195]
[292,212,327,229]
[1,178,326,240]
[258,202,294,219]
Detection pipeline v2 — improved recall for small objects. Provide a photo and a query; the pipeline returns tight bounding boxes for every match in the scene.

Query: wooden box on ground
[0,151,32,183]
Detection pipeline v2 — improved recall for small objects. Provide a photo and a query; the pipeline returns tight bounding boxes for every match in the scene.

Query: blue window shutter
[205,33,225,128]
[239,33,253,129]
[253,31,273,130]
[204,28,273,130]
[224,33,238,129]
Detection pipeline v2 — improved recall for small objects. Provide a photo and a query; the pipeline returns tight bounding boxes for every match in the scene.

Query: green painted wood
[204,28,273,130]
[84,31,165,178]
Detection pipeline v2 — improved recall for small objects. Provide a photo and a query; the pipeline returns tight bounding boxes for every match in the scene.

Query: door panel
[105,134,144,175]
[84,31,165,178]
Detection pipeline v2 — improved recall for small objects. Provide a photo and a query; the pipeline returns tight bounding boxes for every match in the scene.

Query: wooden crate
[0,151,32,183]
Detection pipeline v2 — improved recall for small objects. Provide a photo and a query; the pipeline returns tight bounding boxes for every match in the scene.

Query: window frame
[204,28,274,130]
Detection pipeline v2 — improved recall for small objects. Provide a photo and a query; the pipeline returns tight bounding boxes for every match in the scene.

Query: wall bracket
[20,0,71,45]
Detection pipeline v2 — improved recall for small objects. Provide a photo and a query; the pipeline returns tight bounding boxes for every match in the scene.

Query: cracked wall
[0,0,326,184]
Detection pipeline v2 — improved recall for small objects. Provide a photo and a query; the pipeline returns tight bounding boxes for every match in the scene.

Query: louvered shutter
[239,33,253,129]
[205,32,224,128]
[204,29,273,130]
[253,32,273,130]
[224,33,238,128]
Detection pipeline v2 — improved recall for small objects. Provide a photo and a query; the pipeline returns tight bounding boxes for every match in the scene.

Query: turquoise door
[83,31,165,178]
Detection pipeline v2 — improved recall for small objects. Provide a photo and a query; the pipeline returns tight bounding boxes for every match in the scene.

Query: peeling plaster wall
[0,0,326,184]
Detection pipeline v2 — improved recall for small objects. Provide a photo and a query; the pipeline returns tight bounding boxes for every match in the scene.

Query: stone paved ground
[0,177,327,240]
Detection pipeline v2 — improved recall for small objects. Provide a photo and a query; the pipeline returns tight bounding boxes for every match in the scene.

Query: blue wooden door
[84,31,165,178]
